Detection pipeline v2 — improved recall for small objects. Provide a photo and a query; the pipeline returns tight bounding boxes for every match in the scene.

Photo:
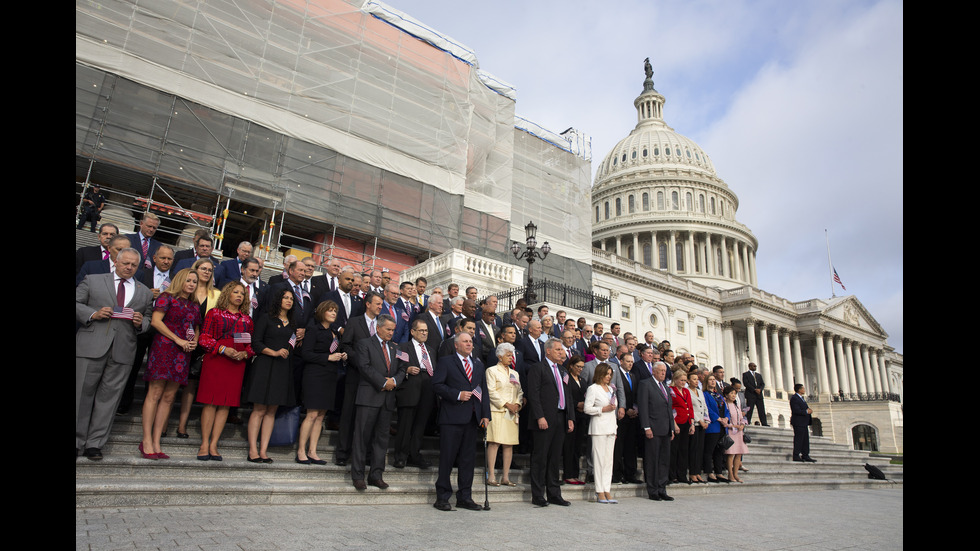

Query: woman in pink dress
[722,384,749,482]
[195,282,255,461]
[140,268,201,459]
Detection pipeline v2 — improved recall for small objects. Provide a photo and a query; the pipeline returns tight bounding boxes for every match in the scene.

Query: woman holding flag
[297,300,347,464]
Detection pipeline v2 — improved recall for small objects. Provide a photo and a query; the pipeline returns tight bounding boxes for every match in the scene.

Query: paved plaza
[77,488,902,550]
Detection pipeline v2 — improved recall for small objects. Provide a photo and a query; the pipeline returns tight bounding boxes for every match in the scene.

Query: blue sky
[395,0,903,353]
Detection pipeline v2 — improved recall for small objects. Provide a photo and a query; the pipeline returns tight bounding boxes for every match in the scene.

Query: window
[631,150,636,160]
[628,195,635,213]
[671,191,679,210]
[643,242,651,266]
[686,192,693,211]
[604,201,609,219]
[677,319,685,334]
[649,313,659,327]
[657,191,664,210]
[686,149,691,158]
[642,148,648,157]
[716,248,723,275]
[622,305,631,319]
[852,425,879,451]
[642,192,649,211]
[697,325,705,338]
[654,146,660,156]
[710,197,716,214]
[675,242,684,271]
[615,198,622,216]
[659,242,668,269]
[595,206,600,222]
[699,194,705,213]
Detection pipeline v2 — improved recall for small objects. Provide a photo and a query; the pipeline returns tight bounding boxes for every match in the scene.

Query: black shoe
[407,457,431,469]
[531,497,549,507]
[510,460,524,469]
[334,458,348,466]
[659,493,674,501]
[548,497,571,506]
[457,499,482,510]
[392,458,406,469]
[262,457,274,464]
[610,476,622,484]
[793,457,804,462]
[433,500,453,511]
[368,478,389,490]
[353,480,367,491]
[296,456,311,465]
[623,477,641,484]
[648,494,662,501]
[803,456,817,463]
[83,448,103,461]
[176,431,189,439]
[310,458,327,465]
[247,455,264,463]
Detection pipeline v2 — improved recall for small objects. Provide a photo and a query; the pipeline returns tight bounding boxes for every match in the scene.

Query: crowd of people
[77,216,819,509]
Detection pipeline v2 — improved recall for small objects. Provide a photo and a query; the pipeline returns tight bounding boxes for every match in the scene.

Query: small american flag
[396,350,409,362]
[610,384,618,406]
[509,371,520,386]
[832,267,846,290]
[471,386,482,401]
[329,339,338,353]
[562,373,569,385]
[288,333,297,347]
[401,311,409,321]
[111,306,134,320]
[233,332,251,343]
[159,279,170,291]
[186,327,195,339]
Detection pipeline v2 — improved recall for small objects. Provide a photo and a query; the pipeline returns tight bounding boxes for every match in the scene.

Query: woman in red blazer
[669,366,696,483]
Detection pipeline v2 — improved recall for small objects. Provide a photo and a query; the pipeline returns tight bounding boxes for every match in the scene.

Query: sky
[390,0,903,354]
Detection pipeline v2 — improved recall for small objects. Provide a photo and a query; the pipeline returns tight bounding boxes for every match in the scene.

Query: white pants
[591,433,616,494]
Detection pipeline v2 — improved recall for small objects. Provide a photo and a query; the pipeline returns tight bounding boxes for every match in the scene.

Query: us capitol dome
[592,60,758,290]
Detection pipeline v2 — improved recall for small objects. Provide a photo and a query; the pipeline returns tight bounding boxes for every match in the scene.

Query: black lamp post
[511,221,551,303]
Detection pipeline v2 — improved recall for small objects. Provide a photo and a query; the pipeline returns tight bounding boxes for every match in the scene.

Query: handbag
[718,434,735,450]
[268,405,301,446]
[742,431,752,444]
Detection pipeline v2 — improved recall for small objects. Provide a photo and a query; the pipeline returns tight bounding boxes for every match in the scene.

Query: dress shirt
[153,268,171,290]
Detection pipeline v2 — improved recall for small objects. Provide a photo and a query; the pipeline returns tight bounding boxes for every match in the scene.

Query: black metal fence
[487,280,611,318]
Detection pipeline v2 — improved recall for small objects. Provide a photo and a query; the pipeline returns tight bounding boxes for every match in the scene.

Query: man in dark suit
[743,362,768,426]
[551,310,566,339]
[350,315,406,490]
[484,295,503,332]
[790,383,816,462]
[413,277,429,311]
[76,223,118,275]
[335,292,384,466]
[298,257,327,306]
[312,257,343,295]
[237,257,267,313]
[441,283,460,313]
[380,283,411,345]
[173,234,214,272]
[526,338,575,507]
[440,296,465,337]
[392,319,437,469]
[638,361,675,501]
[519,320,545,367]
[477,304,498,366]
[77,235,138,286]
[613,351,642,484]
[213,241,253,288]
[171,229,210,268]
[421,293,448,352]
[431,332,490,511]
[319,266,363,334]
[117,244,177,415]
[127,213,162,271]
[76,248,153,459]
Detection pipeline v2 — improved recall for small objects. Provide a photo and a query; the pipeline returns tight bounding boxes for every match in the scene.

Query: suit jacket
[743,370,765,397]
[583,384,617,435]
[581,359,628,410]
[382,300,411,345]
[422,311,449,352]
[214,258,243,289]
[174,255,212,273]
[526,359,573,430]
[790,393,812,427]
[264,280,315,329]
[172,248,196,266]
[75,273,153,363]
[318,289,363,333]
[637,377,672,435]
[127,233,161,269]
[75,245,106,275]
[432,353,490,425]
[354,336,406,410]
[138,266,176,291]
[76,259,144,287]
[395,339,435,408]
[340,314,378,368]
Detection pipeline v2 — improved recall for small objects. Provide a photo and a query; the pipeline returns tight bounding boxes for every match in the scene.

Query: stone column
[757,322,771,390]
[784,329,797,387]
[668,231,676,273]
[616,235,622,257]
[722,321,735,370]
[600,239,607,251]
[843,340,863,395]
[814,331,832,397]
[749,249,758,286]
[877,354,889,393]
[860,345,876,394]
[732,241,742,281]
[741,243,751,284]
[720,236,728,278]
[869,348,883,395]
[632,232,639,262]
[769,325,784,393]
[745,318,758,366]
[833,336,849,394]
[706,234,715,276]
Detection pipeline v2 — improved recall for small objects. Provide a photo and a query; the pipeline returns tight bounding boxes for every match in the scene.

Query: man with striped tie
[432,332,490,511]
[526,338,575,507]
[392,319,437,469]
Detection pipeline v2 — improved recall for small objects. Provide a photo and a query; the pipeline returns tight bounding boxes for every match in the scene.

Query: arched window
[717,248,723,275]
[628,195,635,213]
[643,242,652,266]
[657,191,664,210]
[671,191,679,210]
[852,424,879,451]
[659,242,668,269]
[710,197,716,214]
[686,192,693,211]
[615,198,622,216]
[627,244,634,260]
[642,192,649,211]
[595,206,600,222]
[675,242,684,271]
[699,194,705,212]
[604,201,609,219]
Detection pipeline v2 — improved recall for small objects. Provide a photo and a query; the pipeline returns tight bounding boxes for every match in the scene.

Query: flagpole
[825,229,835,298]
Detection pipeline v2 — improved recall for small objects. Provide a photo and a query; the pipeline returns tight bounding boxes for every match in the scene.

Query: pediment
[821,296,886,337]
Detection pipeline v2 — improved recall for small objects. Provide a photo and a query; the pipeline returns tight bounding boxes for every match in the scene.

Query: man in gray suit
[76,248,153,460]
[638,361,676,501]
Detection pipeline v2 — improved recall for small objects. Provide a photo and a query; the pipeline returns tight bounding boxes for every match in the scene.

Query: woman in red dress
[195,282,254,461]
[140,268,201,459]
[669,366,695,483]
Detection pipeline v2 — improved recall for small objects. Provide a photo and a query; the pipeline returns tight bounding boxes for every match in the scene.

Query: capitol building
[75,0,902,452]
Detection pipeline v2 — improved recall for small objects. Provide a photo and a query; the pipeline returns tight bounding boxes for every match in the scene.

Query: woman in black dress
[244,287,298,463]
[562,355,589,485]
[297,300,347,464]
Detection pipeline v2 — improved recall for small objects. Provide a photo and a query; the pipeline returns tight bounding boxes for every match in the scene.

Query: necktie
[250,285,258,310]
[552,363,565,410]
[435,316,444,339]
[116,277,126,307]
[342,293,350,316]
[102,249,109,260]
[625,371,632,390]
[141,238,150,268]
[420,345,433,376]
[293,284,304,308]
[369,318,376,336]
[382,341,390,373]
[659,381,668,399]
[330,277,337,291]
[464,357,472,382]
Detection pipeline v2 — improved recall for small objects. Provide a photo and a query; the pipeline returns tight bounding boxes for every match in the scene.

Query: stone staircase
[75,406,902,507]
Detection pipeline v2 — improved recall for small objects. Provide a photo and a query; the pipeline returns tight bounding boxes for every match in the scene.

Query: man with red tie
[432,332,490,511]
[350,315,405,490]
[526,338,575,507]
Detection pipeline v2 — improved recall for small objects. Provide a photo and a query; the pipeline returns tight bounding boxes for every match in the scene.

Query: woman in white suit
[584,363,619,503]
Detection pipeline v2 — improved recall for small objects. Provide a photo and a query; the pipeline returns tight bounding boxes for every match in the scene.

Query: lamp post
[511,221,551,303]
